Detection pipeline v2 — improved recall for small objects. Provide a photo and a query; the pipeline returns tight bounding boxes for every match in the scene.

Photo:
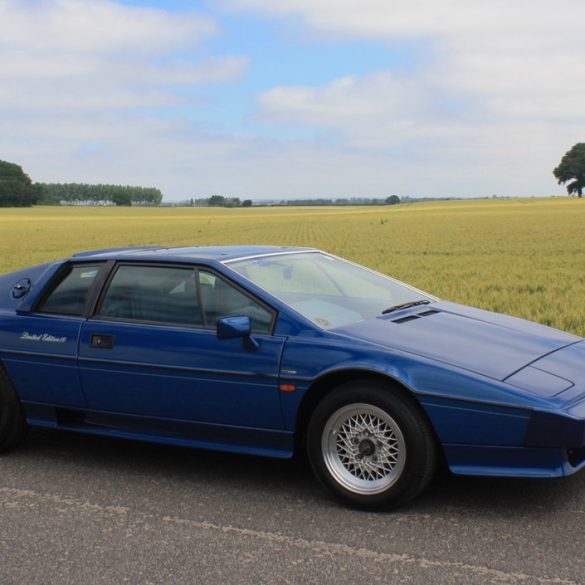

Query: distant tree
[385,195,401,205]
[206,195,243,207]
[208,195,226,207]
[0,160,40,207]
[225,197,241,208]
[242,199,253,207]
[553,143,585,197]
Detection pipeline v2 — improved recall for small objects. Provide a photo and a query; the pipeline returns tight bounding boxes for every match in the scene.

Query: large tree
[553,143,585,197]
[0,160,40,207]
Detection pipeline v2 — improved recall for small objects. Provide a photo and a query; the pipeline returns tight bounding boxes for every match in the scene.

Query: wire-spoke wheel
[322,404,406,495]
[307,380,437,509]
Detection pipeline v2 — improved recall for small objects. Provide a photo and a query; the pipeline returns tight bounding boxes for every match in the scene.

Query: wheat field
[1,197,585,335]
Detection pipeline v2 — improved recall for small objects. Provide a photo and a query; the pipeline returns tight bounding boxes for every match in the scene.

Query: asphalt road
[1,428,584,585]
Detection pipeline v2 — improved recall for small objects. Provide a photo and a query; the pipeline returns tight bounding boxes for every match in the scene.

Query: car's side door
[77,263,286,433]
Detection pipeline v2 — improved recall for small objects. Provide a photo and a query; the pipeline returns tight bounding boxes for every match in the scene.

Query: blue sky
[1,0,584,200]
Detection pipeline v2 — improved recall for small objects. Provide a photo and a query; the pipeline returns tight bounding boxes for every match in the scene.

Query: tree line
[0,159,163,207]
[277,195,401,206]
[38,183,163,206]
[189,195,400,207]
[190,195,253,207]
[3,144,585,207]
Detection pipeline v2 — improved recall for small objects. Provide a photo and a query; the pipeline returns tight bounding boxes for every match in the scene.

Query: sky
[0,0,584,201]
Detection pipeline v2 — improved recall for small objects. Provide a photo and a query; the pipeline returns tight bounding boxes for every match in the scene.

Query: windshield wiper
[381,300,431,315]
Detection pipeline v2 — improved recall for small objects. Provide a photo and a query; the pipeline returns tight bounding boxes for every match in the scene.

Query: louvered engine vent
[392,309,439,324]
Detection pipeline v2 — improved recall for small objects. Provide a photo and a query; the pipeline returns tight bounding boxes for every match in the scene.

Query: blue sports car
[1,246,585,509]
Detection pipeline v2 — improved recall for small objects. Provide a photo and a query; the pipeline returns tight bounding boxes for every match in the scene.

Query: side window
[99,265,201,327]
[37,264,101,316]
[198,270,273,334]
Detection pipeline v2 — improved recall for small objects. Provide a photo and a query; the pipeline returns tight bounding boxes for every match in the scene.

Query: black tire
[0,364,28,453]
[306,380,436,510]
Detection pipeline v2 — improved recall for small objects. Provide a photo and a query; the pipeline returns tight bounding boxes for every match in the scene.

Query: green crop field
[1,197,585,335]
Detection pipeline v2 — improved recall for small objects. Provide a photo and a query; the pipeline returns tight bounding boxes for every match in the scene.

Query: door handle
[90,334,114,349]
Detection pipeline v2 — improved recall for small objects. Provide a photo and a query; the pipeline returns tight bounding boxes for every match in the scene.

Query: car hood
[334,301,581,381]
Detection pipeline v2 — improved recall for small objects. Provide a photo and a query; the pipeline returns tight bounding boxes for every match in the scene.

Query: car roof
[71,245,316,263]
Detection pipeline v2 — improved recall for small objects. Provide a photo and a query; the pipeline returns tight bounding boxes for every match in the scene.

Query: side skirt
[22,402,295,459]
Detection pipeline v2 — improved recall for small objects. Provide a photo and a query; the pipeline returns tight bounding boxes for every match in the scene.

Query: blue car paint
[0,313,87,407]
[0,261,58,312]
[1,245,585,478]
[77,320,286,429]
[332,302,580,382]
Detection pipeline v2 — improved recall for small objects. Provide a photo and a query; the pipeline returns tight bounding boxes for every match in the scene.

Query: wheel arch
[294,367,440,456]
[0,358,22,401]
[0,357,29,452]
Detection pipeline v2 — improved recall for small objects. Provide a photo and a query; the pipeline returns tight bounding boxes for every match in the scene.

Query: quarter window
[37,264,101,316]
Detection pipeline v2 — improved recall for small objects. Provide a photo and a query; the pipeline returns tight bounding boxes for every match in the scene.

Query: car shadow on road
[14,428,585,519]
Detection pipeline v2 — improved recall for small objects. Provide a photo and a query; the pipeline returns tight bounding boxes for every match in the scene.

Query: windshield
[227,252,433,329]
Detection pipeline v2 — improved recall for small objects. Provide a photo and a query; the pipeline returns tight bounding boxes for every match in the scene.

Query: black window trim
[91,261,278,335]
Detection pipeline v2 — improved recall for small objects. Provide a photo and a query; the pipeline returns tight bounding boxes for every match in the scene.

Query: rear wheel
[307,380,436,509]
[0,365,28,453]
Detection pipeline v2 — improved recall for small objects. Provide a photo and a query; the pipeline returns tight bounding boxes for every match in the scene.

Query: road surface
[1,428,583,584]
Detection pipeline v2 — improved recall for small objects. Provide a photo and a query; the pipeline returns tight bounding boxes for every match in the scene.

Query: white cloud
[258,71,436,149]
[252,66,585,196]
[0,1,248,113]
[2,0,584,199]
[259,72,429,126]
[228,0,579,41]
[0,0,253,196]
[227,0,585,196]
[0,54,249,112]
[0,109,269,197]
[233,0,585,122]
[2,101,578,199]
[0,0,217,54]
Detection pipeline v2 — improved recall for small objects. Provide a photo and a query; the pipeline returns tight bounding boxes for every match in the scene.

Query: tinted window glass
[38,264,101,316]
[100,265,201,327]
[199,270,273,333]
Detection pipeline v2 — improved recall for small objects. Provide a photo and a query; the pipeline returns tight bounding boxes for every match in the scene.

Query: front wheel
[307,381,437,509]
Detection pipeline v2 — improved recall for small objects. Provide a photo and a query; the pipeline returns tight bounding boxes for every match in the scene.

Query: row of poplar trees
[0,160,162,207]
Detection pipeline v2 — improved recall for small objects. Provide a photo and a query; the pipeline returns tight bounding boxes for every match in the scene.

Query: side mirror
[216,316,259,351]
